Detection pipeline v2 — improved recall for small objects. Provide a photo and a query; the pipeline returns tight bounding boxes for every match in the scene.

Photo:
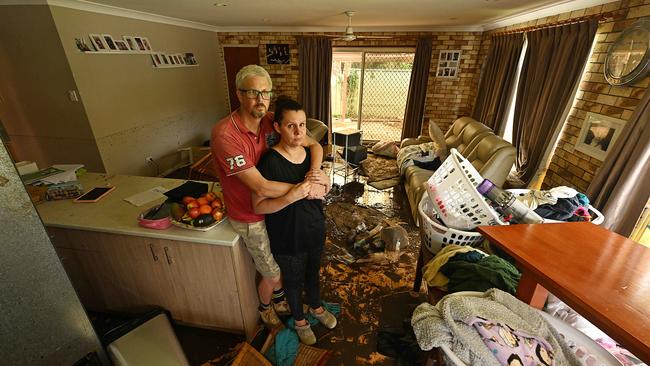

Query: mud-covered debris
[381,225,409,252]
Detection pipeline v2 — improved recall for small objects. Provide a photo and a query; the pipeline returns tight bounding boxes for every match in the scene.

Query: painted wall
[0,6,105,172]
[217,31,483,134]
[51,6,228,175]
[480,0,649,192]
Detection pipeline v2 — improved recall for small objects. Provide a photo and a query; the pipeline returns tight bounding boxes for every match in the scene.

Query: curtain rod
[491,11,615,36]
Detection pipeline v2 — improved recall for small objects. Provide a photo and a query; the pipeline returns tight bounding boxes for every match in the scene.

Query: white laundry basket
[426,148,505,230]
[507,189,605,225]
[418,196,485,254]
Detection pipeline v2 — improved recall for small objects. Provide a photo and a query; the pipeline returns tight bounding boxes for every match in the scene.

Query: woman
[252,96,336,345]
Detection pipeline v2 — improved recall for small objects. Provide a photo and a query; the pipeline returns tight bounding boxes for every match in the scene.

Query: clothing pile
[411,289,582,366]
[422,244,521,295]
[516,186,592,222]
[396,142,443,175]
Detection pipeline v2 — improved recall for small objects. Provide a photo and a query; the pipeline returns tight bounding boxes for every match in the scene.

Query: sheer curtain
[297,37,332,131]
[511,20,597,186]
[401,37,432,139]
[587,88,650,237]
[472,33,525,136]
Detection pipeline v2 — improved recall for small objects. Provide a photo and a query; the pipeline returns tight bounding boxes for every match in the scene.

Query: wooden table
[477,222,650,363]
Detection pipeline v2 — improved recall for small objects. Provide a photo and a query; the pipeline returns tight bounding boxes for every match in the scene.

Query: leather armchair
[463,134,516,187]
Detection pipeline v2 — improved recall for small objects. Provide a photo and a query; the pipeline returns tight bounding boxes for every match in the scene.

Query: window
[331,49,415,141]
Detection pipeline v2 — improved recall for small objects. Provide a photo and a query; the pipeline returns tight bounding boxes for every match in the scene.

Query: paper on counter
[124,186,169,207]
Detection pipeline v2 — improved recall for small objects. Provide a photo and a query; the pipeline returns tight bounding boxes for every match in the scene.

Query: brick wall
[482,0,649,192]
[217,31,483,134]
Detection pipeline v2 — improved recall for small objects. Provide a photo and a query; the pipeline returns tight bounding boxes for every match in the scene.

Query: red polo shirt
[211,110,279,223]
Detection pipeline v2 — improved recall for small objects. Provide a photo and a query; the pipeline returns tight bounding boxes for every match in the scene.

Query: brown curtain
[587,88,650,237]
[297,37,332,130]
[472,33,525,135]
[401,37,432,139]
[512,20,597,186]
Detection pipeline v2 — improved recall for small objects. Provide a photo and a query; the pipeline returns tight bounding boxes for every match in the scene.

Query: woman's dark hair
[273,95,303,124]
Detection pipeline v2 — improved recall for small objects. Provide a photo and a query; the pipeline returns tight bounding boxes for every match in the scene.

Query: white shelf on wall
[153,64,199,69]
[82,50,152,54]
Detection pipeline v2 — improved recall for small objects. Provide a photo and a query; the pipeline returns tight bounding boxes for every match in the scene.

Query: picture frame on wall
[266,44,290,64]
[89,33,107,51]
[101,34,117,51]
[574,112,626,161]
[436,50,461,78]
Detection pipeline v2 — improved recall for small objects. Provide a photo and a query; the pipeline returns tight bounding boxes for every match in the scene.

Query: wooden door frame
[221,44,259,113]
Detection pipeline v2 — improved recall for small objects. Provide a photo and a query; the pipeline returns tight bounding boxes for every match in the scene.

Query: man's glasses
[239,89,273,100]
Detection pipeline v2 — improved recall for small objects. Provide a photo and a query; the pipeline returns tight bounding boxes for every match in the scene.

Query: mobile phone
[73,186,115,203]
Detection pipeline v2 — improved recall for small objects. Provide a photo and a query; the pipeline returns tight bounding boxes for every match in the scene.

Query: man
[211,65,328,328]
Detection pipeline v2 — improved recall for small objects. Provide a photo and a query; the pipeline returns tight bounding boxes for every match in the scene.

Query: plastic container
[138,204,172,230]
[507,189,605,225]
[418,196,485,254]
[425,148,505,230]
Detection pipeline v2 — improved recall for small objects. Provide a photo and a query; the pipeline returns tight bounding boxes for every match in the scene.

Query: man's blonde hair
[235,65,272,90]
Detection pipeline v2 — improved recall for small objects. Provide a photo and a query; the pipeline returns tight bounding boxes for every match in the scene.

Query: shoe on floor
[295,323,316,345]
[273,300,291,315]
[310,307,337,329]
[259,307,282,329]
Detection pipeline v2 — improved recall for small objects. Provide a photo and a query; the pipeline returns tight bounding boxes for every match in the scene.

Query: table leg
[515,269,549,309]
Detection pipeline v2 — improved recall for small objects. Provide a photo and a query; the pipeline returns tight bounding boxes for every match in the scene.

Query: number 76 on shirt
[226,155,246,170]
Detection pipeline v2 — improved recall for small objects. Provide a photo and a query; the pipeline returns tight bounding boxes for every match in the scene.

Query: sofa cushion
[454,122,491,155]
[464,134,516,188]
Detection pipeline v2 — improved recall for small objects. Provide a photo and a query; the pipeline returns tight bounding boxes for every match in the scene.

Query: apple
[182,196,195,205]
[188,208,201,219]
[186,200,200,210]
[205,192,217,202]
[211,198,223,210]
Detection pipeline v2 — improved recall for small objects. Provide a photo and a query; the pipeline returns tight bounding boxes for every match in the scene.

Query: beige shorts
[229,219,281,278]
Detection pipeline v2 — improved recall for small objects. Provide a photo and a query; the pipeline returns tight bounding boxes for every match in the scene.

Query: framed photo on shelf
[169,55,176,65]
[134,37,147,51]
[436,50,461,78]
[123,36,137,51]
[175,53,186,64]
[114,39,129,51]
[101,34,117,51]
[185,52,197,65]
[160,53,170,65]
[89,33,107,51]
[151,53,162,67]
[574,112,626,161]
[140,37,152,51]
[75,38,91,52]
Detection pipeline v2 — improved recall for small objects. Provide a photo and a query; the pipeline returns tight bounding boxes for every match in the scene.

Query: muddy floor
[310,174,428,365]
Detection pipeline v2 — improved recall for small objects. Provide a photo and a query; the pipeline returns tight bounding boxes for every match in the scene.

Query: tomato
[212,210,224,221]
[205,192,217,202]
[188,208,201,219]
[199,204,212,215]
[186,200,200,210]
[211,198,223,210]
[196,197,209,206]
[182,196,195,205]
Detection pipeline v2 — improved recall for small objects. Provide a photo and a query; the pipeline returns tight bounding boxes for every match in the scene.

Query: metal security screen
[331,50,415,141]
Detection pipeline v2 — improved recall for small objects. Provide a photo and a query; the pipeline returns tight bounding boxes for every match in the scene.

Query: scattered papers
[124,186,169,207]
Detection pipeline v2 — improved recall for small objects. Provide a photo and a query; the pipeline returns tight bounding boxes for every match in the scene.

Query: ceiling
[50,0,614,31]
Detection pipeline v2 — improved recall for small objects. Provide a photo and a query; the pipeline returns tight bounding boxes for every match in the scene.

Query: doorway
[331,49,415,141]
[222,46,259,112]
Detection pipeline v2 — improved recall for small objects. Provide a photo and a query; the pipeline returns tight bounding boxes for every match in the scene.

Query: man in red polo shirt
[212,65,328,328]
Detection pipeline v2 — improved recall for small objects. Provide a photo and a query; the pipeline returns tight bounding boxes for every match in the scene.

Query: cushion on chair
[453,122,491,155]
[444,117,475,148]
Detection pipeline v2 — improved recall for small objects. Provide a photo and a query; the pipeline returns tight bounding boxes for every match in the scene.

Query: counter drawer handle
[164,246,173,264]
[149,244,159,261]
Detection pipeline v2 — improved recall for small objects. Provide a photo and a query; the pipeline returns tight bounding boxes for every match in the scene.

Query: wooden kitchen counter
[37,173,259,339]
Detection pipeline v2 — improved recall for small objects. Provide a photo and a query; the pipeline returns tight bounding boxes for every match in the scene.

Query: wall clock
[604,19,650,86]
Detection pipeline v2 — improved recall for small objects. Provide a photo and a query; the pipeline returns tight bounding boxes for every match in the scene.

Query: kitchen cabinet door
[160,239,243,331]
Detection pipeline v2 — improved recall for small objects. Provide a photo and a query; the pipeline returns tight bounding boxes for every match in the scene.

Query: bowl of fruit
[170,191,226,231]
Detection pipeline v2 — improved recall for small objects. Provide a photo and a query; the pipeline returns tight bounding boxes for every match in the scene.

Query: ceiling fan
[327,11,392,41]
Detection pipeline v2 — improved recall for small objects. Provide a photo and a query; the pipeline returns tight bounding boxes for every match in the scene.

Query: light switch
[67,90,79,102]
